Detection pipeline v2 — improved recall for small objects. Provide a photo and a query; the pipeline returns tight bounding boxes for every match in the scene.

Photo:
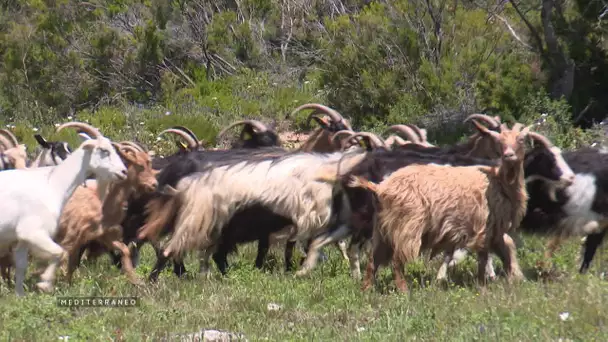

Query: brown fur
[357,121,530,292]
[53,148,157,285]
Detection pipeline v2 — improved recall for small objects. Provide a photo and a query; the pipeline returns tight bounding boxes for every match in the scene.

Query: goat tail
[137,194,179,242]
[162,182,216,259]
[347,175,378,193]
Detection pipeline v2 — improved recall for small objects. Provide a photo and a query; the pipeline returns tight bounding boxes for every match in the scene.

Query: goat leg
[255,237,270,270]
[284,240,296,272]
[100,237,143,286]
[580,230,607,273]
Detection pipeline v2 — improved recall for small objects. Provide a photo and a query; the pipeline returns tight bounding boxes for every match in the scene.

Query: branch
[493,14,534,50]
[507,0,546,57]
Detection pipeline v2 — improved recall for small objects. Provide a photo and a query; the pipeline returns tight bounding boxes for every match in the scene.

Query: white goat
[0,121,127,296]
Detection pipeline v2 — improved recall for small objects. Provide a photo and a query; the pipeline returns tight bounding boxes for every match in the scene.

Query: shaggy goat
[351,121,533,291]
[436,127,576,281]
[0,121,127,295]
[156,151,369,279]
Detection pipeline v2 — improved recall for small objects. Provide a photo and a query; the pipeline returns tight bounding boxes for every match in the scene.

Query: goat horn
[385,135,408,146]
[347,132,387,149]
[56,122,102,139]
[404,124,428,142]
[464,114,501,129]
[217,120,269,140]
[0,129,19,147]
[330,130,357,145]
[120,141,147,152]
[170,125,200,142]
[0,135,13,151]
[158,128,198,149]
[527,132,554,148]
[290,103,345,124]
[119,144,141,155]
[383,125,421,144]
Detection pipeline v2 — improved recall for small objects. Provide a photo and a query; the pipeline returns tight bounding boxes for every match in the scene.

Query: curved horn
[158,128,197,149]
[385,135,408,146]
[0,129,19,147]
[217,120,269,140]
[404,124,427,142]
[0,135,13,151]
[527,132,554,148]
[120,141,147,152]
[119,144,141,155]
[331,130,357,145]
[56,122,101,139]
[463,114,500,129]
[383,125,421,144]
[290,103,345,124]
[347,132,387,149]
[170,125,200,142]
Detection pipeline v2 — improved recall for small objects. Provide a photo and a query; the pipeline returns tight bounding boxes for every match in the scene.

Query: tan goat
[351,120,531,292]
[53,144,158,285]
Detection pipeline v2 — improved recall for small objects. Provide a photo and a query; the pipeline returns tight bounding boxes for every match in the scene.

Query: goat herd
[0,103,606,297]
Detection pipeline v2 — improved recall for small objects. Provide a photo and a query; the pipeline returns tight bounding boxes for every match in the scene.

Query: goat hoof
[36,281,54,293]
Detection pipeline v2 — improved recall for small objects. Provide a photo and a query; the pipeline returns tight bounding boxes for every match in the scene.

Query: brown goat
[53,144,157,285]
[352,120,530,292]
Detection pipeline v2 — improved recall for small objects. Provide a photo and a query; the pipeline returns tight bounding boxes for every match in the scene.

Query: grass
[0,235,607,341]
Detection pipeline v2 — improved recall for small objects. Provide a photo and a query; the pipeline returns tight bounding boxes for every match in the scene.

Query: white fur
[0,136,127,295]
[163,152,365,276]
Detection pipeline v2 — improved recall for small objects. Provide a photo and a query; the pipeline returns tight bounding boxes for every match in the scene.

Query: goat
[155,150,369,280]
[436,129,576,282]
[0,121,127,295]
[0,129,27,170]
[216,120,281,148]
[287,103,353,152]
[53,143,157,286]
[31,134,72,167]
[351,121,533,292]
[513,147,608,274]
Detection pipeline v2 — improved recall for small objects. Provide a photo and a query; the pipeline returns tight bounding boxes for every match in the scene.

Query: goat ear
[34,134,50,148]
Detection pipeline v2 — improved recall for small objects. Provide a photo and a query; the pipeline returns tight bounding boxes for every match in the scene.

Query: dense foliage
[1,0,607,148]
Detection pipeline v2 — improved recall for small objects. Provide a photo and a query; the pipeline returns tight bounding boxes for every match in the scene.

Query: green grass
[0,236,607,341]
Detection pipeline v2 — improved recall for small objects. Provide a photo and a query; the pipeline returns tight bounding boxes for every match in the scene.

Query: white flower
[304,81,310,84]
[212,97,218,101]
[54,123,60,127]
[356,326,366,332]
[67,116,73,120]
[32,127,39,132]
[156,137,162,141]
[139,121,145,125]
[559,312,570,321]
[165,111,171,116]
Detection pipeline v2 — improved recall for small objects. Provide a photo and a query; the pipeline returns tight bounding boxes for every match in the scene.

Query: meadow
[0,235,606,341]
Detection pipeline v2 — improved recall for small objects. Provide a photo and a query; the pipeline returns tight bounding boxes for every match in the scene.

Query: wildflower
[165,111,171,116]
[32,127,39,132]
[559,312,570,321]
